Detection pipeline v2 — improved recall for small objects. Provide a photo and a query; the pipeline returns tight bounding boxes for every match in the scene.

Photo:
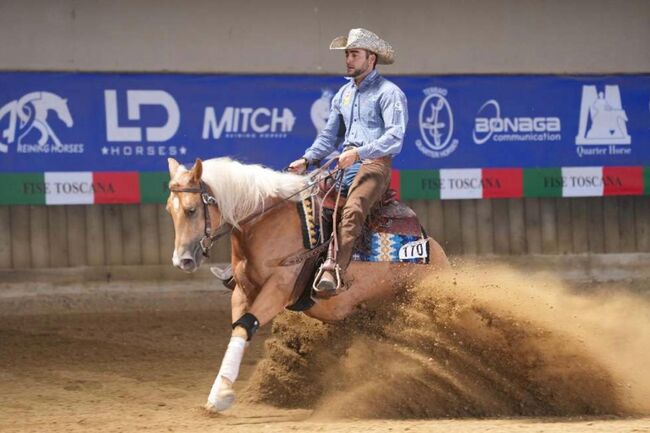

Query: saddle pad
[297,197,429,264]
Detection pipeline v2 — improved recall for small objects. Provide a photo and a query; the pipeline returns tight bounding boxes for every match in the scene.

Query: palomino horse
[166,156,449,412]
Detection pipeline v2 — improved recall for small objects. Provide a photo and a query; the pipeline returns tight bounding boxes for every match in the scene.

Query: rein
[169,157,341,257]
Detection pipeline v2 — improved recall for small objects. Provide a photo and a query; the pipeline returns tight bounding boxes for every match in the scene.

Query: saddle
[285,182,429,311]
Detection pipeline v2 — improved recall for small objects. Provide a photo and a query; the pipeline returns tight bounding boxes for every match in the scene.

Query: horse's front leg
[205,277,289,412]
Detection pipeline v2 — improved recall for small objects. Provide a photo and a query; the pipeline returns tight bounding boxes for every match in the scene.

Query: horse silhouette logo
[415,87,459,158]
[0,91,74,153]
[310,89,334,134]
[576,85,631,145]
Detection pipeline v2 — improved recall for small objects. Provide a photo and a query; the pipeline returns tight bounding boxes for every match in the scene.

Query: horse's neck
[232,199,299,253]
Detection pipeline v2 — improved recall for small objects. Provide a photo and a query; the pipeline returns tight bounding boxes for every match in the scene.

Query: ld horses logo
[415,87,459,158]
[0,91,83,154]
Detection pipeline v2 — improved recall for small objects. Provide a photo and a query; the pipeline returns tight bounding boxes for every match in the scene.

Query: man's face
[345,49,373,78]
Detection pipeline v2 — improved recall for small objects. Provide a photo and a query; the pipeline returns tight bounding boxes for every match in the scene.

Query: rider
[289,28,408,295]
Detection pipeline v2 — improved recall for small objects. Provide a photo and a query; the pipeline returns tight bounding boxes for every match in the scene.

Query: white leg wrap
[207,336,246,410]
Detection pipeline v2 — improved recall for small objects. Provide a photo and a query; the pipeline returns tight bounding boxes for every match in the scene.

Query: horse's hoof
[205,389,236,412]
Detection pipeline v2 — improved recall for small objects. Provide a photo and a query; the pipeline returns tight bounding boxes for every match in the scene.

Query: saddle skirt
[297,190,430,265]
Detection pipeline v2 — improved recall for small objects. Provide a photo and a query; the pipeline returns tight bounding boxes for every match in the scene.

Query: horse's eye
[187,207,196,216]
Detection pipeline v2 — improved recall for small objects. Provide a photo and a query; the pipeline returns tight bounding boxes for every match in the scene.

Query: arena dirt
[1,263,649,433]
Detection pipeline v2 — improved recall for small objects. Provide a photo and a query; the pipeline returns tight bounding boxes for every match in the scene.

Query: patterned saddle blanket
[297,193,430,264]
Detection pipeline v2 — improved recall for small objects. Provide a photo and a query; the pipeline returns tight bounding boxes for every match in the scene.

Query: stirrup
[210,265,236,290]
[312,261,344,298]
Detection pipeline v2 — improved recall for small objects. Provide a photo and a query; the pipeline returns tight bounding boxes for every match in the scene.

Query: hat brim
[329,35,394,65]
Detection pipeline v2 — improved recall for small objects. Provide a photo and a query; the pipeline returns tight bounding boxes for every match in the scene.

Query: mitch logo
[0,91,76,153]
[202,106,296,139]
[104,90,180,142]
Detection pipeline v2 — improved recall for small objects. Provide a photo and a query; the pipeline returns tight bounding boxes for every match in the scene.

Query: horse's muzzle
[172,249,200,272]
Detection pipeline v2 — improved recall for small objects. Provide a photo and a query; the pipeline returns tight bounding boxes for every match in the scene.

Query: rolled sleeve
[356,89,408,160]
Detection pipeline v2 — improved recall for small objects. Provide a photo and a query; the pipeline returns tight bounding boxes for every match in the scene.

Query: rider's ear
[168,158,181,178]
[190,158,203,183]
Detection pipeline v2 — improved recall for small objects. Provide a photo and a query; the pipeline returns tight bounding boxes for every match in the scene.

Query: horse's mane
[193,157,308,228]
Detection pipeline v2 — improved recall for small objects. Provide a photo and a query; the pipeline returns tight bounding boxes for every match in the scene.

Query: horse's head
[48,94,73,128]
[167,157,221,273]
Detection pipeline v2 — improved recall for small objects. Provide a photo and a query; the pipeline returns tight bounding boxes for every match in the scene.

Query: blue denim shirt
[304,69,408,162]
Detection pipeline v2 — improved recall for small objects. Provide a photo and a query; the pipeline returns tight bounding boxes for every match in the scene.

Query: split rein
[168,158,342,257]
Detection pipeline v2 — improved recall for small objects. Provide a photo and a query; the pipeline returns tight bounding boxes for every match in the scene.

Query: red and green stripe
[0,167,647,205]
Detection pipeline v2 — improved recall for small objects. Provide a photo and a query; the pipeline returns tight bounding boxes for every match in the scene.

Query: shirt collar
[348,69,381,90]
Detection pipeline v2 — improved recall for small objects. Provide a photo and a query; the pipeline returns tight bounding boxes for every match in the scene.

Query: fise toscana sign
[0,72,648,204]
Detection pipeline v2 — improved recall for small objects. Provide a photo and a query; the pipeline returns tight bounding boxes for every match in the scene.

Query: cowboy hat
[329,28,395,65]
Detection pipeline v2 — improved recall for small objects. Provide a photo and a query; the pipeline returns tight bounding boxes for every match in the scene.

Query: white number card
[398,239,428,260]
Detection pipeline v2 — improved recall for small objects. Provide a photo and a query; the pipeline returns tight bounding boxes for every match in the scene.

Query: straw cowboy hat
[329,28,395,65]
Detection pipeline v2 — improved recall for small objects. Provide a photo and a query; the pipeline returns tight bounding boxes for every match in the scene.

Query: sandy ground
[1,270,649,433]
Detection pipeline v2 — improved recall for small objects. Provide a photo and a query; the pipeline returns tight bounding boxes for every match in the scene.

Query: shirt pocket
[360,96,382,128]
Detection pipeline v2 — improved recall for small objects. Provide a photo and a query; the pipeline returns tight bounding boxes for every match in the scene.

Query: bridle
[169,157,341,257]
[169,181,230,257]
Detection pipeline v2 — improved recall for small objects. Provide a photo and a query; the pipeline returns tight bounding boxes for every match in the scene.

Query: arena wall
[0,0,648,269]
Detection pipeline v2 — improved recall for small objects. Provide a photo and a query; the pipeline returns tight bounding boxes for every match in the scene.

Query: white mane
[186,157,308,227]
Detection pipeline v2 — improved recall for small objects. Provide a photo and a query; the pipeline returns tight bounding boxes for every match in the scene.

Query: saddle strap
[280,240,330,266]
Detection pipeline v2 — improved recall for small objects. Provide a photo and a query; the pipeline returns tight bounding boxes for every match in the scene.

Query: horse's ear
[190,158,203,183]
[168,157,181,178]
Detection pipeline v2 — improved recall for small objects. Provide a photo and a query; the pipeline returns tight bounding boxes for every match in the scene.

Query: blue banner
[0,72,648,172]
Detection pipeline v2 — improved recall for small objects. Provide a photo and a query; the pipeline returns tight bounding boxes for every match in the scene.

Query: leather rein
[169,158,340,257]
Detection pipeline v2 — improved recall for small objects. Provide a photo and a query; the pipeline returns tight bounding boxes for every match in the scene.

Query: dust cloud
[244,262,650,419]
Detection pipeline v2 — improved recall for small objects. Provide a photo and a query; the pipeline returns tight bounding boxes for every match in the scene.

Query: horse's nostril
[181,258,195,268]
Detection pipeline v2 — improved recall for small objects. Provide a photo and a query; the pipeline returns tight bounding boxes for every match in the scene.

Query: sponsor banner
[602,166,643,196]
[482,168,523,199]
[0,173,46,205]
[93,172,140,204]
[0,167,647,205]
[44,172,94,205]
[140,172,171,204]
[400,170,441,200]
[401,166,645,200]
[1,72,649,175]
[0,171,142,205]
[523,168,563,198]
[440,169,483,199]
[561,166,604,197]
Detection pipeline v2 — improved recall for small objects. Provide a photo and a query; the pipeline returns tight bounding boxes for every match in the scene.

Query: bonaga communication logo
[0,91,82,154]
[415,87,459,158]
[473,100,561,145]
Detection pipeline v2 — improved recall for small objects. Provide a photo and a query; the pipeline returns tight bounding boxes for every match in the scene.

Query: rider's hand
[288,157,308,174]
[338,149,360,169]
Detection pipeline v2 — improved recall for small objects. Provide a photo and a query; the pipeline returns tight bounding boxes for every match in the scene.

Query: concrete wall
[1,0,648,74]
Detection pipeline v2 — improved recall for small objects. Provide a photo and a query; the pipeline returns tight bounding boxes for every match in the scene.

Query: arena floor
[1,268,649,433]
